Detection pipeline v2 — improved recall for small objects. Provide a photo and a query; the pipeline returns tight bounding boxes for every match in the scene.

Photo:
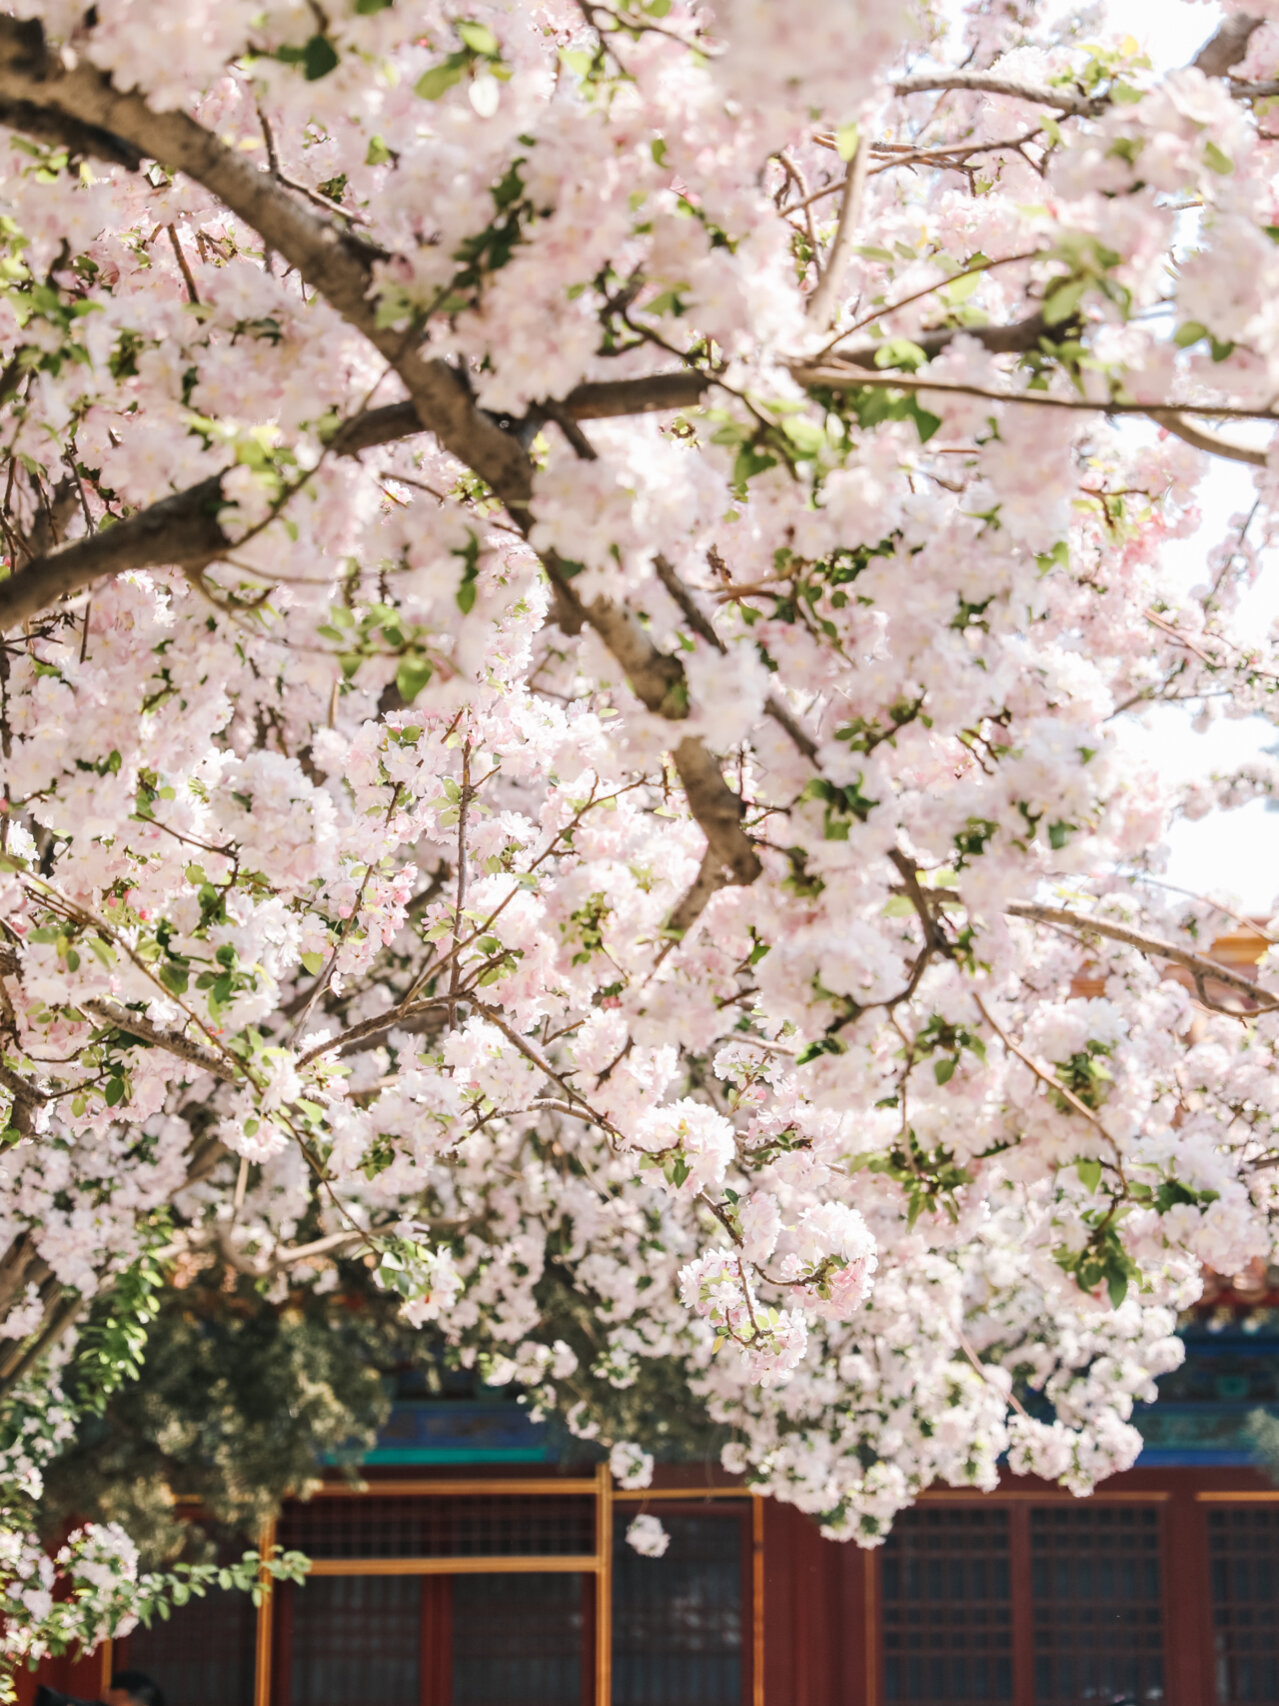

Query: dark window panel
[452,1571,585,1706]
[125,1584,257,1706]
[277,1495,594,1559]
[612,1511,745,1706]
[1211,1507,1279,1704]
[289,1575,420,1706]
[881,1507,1013,1704]
[1031,1506,1164,1705]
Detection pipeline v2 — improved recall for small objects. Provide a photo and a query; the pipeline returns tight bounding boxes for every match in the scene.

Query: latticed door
[878,1499,1168,1706]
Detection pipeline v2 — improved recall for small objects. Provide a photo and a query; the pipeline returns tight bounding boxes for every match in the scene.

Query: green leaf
[835,122,860,163]
[396,654,434,702]
[874,337,928,373]
[283,33,341,80]
[1042,276,1087,326]
[1204,140,1233,176]
[1076,1158,1102,1193]
[416,56,467,100]
[456,20,499,55]
[300,951,325,977]
[934,1058,956,1086]
[942,269,984,305]
[780,414,827,457]
[732,444,778,487]
[366,135,393,166]
[104,1076,125,1107]
[355,0,393,11]
[910,400,942,443]
[1106,1270,1129,1309]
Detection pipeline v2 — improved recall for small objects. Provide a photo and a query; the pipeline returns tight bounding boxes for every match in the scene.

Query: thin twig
[806,136,870,330]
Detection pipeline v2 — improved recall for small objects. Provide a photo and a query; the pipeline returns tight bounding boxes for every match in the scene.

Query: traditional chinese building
[23,1284,1279,1706]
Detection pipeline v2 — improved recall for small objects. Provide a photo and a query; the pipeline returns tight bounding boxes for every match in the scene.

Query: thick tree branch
[1228,77,1279,99]
[0,370,713,632]
[333,370,711,458]
[1148,411,1266,469]
[0,21,763,917]
[1005,902,1279,1011]
[84,997,239,1082]
[0,476,228,631]
[652,554,818,763]
[547,562,760,886]
[891,71,1106,118]
[0,93,142,167]
[1194,15,1265,77]
[0,17,531,512]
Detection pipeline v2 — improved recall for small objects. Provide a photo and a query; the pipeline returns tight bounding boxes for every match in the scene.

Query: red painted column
[763,1502,857,1706]
[1163,1484,1213,1706]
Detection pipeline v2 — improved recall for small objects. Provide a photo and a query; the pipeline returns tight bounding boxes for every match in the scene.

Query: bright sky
[1088,0,1223,64]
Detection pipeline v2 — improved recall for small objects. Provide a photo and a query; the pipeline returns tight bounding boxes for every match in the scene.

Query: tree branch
[789,363,1279,434]
[1005,902,1279,1011]
[0,17,532,511]
[0,475,228,632]
[0,92,142,168]
[1147,410,1266,470]
[331,370,710,458]
[0,21,764,919]
[84,997,240,1082]
[806,135,870,329]
[1194,14,1265,77]
[835,310,1055,371]
[891,71,1106,118]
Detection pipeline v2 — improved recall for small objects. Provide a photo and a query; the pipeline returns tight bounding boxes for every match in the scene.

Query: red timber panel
[420,1576,451,1706]
[762,1500,862,1706]
[1163,1480,1213,1706]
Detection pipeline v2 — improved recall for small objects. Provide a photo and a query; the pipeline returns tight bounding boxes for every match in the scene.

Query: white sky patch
[1080,0,1222,67]
[1128,453,1279,915]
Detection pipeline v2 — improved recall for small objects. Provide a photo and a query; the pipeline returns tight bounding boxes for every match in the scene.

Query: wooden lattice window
[91,1477,759,1706]
[1211,1506,1279,1704]
[122,1583,257,1706]
[611,1508,748,1706]
[452,1572,589,1705]
[272,1571,590,1706]
[287,1575,423,1706]
[1030,1505,1164,1705]
[880,1506,1013,1703]
[276,1493,595,1560]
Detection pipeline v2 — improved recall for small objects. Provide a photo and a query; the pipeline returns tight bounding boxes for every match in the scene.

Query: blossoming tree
[3,0,1279,1674]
